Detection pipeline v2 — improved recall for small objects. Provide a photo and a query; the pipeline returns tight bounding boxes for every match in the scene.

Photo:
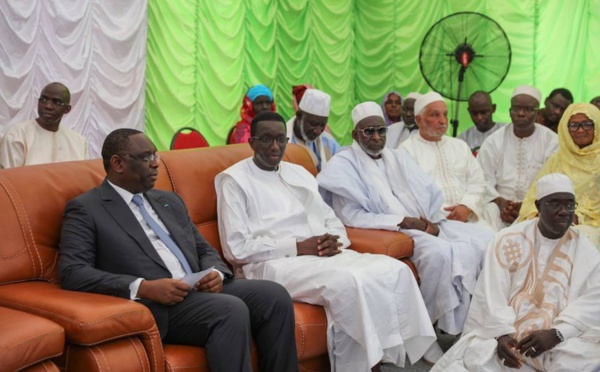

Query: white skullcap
[414,91,445,115]
[405,92,422,101]
[537,173,575,200]
[352,102,384,126]
[299,89,331,117]
[512,85,542,104]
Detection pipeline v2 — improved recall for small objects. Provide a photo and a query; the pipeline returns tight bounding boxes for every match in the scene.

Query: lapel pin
[163,203,169,207]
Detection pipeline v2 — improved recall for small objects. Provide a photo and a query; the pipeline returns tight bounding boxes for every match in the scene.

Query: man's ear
[248,136,257,152]
[351,128,358,142]
[491,104,497,114]
[415,115,423,128]
[111,154,125,174]
[64,104,72,114]
[534,199,540,213]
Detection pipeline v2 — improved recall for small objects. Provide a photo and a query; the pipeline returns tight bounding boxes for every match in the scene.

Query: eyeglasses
[38,96,67,107]
[543,200,578,212]
[251,136,289,145]
[509,106,537,114]
[121,153,161,163]
[359,127,388,136]
[567,121,594,132]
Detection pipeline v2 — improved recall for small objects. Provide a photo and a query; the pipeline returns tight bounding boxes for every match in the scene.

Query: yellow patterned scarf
[518,103,600,228]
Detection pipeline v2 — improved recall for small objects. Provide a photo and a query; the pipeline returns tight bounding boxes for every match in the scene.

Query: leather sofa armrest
[346,227,414,259]
[0,306,64,372]
[0,282,155,344]
[293,302,327,361]
[0,282,164,372]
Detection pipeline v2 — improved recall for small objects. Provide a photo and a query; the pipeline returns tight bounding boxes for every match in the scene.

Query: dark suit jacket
[58,179,232,337]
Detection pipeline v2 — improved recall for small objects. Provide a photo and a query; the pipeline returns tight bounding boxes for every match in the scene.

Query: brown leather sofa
[0,143,414,371]
[0,306,64,371]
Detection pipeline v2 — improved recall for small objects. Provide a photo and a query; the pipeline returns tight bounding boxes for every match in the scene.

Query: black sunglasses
[359,127,388,136]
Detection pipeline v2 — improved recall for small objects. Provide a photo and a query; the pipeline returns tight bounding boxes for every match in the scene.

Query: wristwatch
[554,328,564,343]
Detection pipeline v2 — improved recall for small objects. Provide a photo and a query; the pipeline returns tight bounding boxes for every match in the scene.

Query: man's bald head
[467,91,496,133]
[36,82,72,131]
[44,82,71,105]
[468,91,491,106]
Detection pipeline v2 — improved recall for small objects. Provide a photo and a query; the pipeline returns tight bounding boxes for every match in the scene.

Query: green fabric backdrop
[146,0,600,149]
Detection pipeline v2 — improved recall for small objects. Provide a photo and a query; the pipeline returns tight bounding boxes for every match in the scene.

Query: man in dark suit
[58,128,298,372]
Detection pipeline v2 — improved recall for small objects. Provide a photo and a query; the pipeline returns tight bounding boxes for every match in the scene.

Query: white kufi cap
[537,173,575,200]
[352,102,384,126]
[512,85,542,104]
[414,91,445,115]
[299,89,331,117]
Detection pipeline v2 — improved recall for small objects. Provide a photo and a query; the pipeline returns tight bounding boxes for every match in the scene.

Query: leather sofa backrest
[0,161,104,284]
[157,144,317,255]
[0,143,315,284]
[0,155,169,284]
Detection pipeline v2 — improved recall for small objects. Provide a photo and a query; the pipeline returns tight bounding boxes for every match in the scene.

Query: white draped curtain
[0,1,147,158]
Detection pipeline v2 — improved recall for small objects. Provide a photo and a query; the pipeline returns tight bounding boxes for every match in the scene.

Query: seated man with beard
[317,102,493,365]
[286,88,340,171]
[402,92,489,226]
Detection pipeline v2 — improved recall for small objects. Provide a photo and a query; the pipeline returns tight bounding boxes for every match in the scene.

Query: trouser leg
[163,290,253,372]
[222,278,299,372]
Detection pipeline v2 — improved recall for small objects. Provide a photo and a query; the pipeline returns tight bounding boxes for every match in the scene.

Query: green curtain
[146,0,600,149]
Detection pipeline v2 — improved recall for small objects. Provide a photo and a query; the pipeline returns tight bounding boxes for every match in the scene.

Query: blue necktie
[132,194,193,274]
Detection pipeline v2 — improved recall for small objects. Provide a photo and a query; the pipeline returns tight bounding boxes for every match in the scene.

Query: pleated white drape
[0,1,147,158]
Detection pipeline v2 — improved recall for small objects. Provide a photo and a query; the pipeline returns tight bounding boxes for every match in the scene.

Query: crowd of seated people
[1,79,599,371]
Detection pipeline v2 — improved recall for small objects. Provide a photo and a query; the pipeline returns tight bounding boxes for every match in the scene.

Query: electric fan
[419,12,511,136]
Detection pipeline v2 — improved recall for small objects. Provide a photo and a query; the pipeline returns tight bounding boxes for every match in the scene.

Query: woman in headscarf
[518,102,600,248]
[381,91,403,126]
[229,84,276,144]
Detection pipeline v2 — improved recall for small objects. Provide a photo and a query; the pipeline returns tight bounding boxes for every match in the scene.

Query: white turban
[352,102,384,126]
[537,173,575,200]
[512,85,542,104]
[405,92,422,101]
[299,89,331,117]
[415,92,445,115]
